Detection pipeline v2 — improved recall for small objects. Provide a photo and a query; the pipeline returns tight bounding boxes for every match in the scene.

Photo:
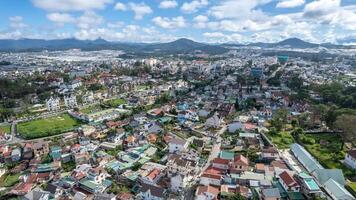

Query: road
[201,125,226,173]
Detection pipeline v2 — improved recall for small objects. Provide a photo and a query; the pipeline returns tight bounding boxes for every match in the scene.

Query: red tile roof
[279,171,299,187]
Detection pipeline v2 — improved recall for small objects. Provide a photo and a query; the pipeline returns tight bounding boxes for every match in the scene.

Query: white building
[64,94,78,108]
[205,113,222,129]
[82,91,94,104]
[69,80,82,90]
[344,150,356,169]
[168,137,188,154]
[46,97,60,111]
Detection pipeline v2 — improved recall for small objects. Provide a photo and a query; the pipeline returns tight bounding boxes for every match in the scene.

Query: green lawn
[300,133,355,178]
[80,104,102,114]
[17,114,83,139]
[0,173,21,187]
[266,131,295,149]
[104,98,126,108]
[349,182,356,191]
[0,124,11,134]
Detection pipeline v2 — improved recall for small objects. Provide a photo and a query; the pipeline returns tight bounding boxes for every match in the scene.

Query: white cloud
[114,2,127,11]
[128,2,152,20]
[9,16,27,29]
[181,0,208,13]
[209,0,271,19]
[276,0,305,8]
[159,0,178,9]
[193,15,208,28]
[203,32,243,43]
[47,13,75,25]
[152,16,186,29]
[73,25,176,42]
[32,0,113,11]
[303,0,340,19]
[77,11,103,29]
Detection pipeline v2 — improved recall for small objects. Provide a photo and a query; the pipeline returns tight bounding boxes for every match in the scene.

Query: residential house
[46,97,60,111]
[195,185,220,200]
[261,147,279,161]
[344,149,356,169]
[278,171,300,192]
[139,182,165,200]
[168,137,188,154]
[64,94,78,108]
[32,141,49,157]
[230,155,249,174]
[261,188,281,200]
[205,113,222,129]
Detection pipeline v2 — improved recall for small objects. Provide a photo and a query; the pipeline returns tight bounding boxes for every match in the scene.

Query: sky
[0,0,355,44]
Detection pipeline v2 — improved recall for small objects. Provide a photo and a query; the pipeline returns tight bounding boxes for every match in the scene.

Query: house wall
[344,154,356,169]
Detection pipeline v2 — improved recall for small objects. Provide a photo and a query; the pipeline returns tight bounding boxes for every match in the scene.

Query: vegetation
[62,161,76,172]
[0,173,21,187]
[0,124,11,133]
[104,98,126,108]
[299,133,355,178]
[17,114,83,139]
[106,145,122,157]
[266,129,294,149]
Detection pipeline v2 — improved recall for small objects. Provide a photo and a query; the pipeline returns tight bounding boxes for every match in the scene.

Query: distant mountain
[0,38,228,54]
[248,38,320,48]
[140,38,228,54]
[0,37,353,53]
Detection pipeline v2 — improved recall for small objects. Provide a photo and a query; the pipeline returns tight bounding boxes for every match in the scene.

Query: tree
[271,109,288,131]
[334,114,356,148]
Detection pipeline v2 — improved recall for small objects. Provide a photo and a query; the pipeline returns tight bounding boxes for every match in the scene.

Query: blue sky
[0,0,355,44]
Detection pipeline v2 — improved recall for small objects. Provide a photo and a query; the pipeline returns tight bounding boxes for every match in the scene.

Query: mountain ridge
[0,37,353,53]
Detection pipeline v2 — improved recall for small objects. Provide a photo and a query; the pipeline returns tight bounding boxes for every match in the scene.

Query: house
[344,149,356,169]
[22,143,33,160]
[295,172,321,198]
[46,96,60,111]
[205,113,222,128]
[227,122,243,133]
[168,137,188,154]
[139,182,165,200]
[64,94,78,108]
[211,158,229,170]
[323,178,354,200]
[11,148,21,162]
[261,188,281,200]
[32,141,49,157]
[261,147,279,161]
[170,173,192,193]
[94,193,117,200]
[140,168,164,185]
[195,185,220,200]
[200,167,223,186]
[278,171,300,192]
[230,155,249,174]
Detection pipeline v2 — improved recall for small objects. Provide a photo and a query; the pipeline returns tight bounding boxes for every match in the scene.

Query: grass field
[17,114,83,139]
[266,131,295,149]
[104,98,126,108]
[300,133,355,178]
[349,182,356,191]
[80,104,102,114]
[0,173,21,187]
[0,124,11,134]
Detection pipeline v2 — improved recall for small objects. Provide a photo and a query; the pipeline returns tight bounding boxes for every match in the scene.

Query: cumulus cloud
[77,11,103,29]
[128,2,152,20]
[203,32,243,43]
[181,0,208,13]
[276,0,305,8]
[114,2,127,11]
[152,16,186,29]
[47,13,75,25]
[9,16,27,29]
[159,0,178,9]
[32,0,113,11]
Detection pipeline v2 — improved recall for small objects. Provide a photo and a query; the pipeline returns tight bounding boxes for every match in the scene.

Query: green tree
[334,114,356,148]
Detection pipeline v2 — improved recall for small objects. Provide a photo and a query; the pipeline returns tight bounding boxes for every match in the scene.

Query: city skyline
[0,0,355,44]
